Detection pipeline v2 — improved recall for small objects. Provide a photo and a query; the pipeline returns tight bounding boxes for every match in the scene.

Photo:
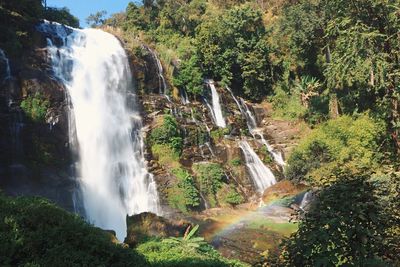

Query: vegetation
[0,194,147,266]
[20,92,49,122]
[150,115,183,155]
[168,168,201,213]
[193,163,224,207]
[285,115,385,185]
[277,174,400,266]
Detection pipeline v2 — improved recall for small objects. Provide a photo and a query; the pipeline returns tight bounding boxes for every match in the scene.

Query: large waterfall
[205,80,226,128]
[39,21,160,240]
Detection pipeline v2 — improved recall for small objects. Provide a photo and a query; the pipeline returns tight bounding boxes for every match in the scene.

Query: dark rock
[124,212,191,247]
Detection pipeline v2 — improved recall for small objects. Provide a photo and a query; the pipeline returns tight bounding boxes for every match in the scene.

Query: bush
[230,158,241,167]
[44,7,79,28]
[219,185,244,206]
[20,92,49,122]
[137,238,247,267]
[168,168,201,213]
[193,163,224,208]
[271,87,307,121]
[277,176,396,266]
[285,115,385,185]
[151,144,180,168]
[150,115,183,155]
[0,195,147,266]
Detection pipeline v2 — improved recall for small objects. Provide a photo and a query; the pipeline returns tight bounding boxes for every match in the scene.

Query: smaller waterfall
[299,191,312,210]
[180,87,190,105]
[147,48,167,95]
[239,140,276,192]
[239,98,257,131]
[0,49,11,81]
[258,134,285,166]
[205,80,226,128]
[227,87,285,166]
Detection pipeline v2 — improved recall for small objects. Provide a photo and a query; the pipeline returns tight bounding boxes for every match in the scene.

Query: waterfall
[205,80,226,128]
[38,21,160,240]
[239,140,276,192]
[0,48,11,81]
[227,87,285,166]
[299,191,312,210]
[180,87,190,105]
[146,47,167,95]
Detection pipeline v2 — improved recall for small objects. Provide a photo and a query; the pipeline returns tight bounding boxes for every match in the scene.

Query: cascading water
[0,48,11,81]
[180,87,190,105]
[239,140,276,192]
[147,47,167,95]
[39,21,160,240]
[227,87,285,166]
[205,80,226,128]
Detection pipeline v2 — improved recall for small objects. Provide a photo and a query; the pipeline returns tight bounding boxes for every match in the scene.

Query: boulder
[124,212,191,247]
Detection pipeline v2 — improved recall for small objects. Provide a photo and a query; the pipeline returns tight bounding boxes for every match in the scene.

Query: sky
[46,0,135,27]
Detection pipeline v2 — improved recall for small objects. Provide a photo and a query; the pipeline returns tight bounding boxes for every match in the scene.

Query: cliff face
[0,23,302,216]
[0,26,75,210]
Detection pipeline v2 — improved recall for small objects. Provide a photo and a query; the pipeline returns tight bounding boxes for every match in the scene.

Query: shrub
[168,168,200,213]
[193,163,224,208]
[230,158,241,167]
[137,238,247,267]
[151,144,180,168]
[0,195,147,266]
[285,114,385,185]
[150,115,183,155]
[219,185,244,206]
[20,92,49,122]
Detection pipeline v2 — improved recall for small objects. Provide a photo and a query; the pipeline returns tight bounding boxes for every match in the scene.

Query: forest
[0,0,399,266]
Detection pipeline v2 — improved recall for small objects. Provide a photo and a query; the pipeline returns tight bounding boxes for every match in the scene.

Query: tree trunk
[329,91,339,119]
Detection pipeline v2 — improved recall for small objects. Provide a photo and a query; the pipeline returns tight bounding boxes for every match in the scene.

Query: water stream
[205,80,226,128]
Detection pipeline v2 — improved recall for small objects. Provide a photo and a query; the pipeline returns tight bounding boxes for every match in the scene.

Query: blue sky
[46,0,136,27]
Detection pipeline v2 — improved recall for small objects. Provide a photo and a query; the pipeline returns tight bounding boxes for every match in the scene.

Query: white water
[239,140,276,192]
[39,21,160,240]
[0,48,11,81]
[180,87,190,105]
[147,48,167,95]
[227,87,285,166]
[300,191,312,210]
[206,80,226,128]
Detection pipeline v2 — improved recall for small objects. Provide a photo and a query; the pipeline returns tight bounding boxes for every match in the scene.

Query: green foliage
[173,55,204,97]
[277,176,398,266]
[0,195,147,266]
[20,93,49,122]
[230,158,241,167]
[210,127,230,142]
[163,225,207,249]
[196,4,272,100]
[151,144,180,168]
[86,10,107,28]
[271,87,307,120]
[168,168,200,213]
[193,163,224,208]
[44,7,79,28]
[150,115,183,155]
[221,185,244,206]
[137,238,248,267]
[286,115,385,185]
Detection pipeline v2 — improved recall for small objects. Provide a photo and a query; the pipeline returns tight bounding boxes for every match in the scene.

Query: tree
[196,4,273,100]
[86,10,107,28]
[278,176,396,266]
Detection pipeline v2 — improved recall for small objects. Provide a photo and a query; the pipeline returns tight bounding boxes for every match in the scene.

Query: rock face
[124,212,191,247]
[0,26,75,211]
